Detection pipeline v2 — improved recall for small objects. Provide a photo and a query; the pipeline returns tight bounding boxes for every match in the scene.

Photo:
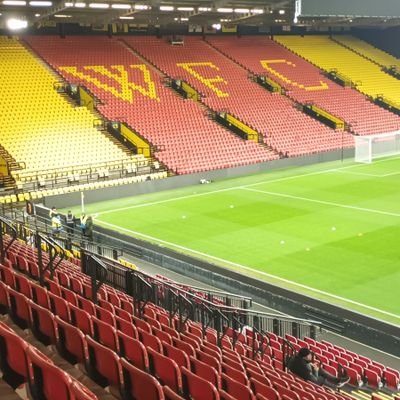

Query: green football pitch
[71,158,400,325]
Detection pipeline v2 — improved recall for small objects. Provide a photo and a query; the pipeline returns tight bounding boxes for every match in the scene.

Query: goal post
[354,131,400,163]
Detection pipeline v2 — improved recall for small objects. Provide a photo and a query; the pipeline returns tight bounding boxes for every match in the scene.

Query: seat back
[117,331,149,371]
[70,380,98,400]
[29,301,58,345]
[250,378,280,400]
[27,346,73,400]
[0,322,29,388]
[0,264,15,287]
[115,315,138,338]
[0,280,9,314]
[190,356,221,389]
[148,346,182,393]
[55,316,88,365]
[48,291,70,322]
[69,304,93,335]
[162,341,190,369]
[7,286,30,329]
[92,316,119,352]
[138,327,163,352]
[86,335,123,391]
[30,282,50,309]
[120,357,164,400]
[221,372,254,400]
[181,366,219,400]
[96,305,116,327]
[163,385,185,400]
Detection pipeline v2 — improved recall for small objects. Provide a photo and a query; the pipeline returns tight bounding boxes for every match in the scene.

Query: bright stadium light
[177,6,193,11]
[234,8,249,13]
[160,5,174,11]
[74,2,86,6]
[134,4,148,10]
[3,0,26,5]
[252,9,264,14]
[112,3,130,9]
[6,17,28,29]
[29,1,52,5]
[198,7,211,11]
[119,15,134,19]
[89,2,109,8]
[217,8,233,13]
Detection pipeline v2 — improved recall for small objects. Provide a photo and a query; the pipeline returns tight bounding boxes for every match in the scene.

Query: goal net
[354,131,400,163]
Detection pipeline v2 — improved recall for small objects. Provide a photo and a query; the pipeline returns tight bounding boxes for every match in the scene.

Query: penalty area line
[96,219,400,321]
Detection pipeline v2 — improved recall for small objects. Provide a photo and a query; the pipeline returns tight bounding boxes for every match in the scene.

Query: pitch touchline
[241,187,400,218]
[96,219,400,320]
[97,161,380,216]
[97,156,400,217]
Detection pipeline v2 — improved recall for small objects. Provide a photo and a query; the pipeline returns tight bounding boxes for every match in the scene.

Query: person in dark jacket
[83,215,93,241]
[288,348,349,387]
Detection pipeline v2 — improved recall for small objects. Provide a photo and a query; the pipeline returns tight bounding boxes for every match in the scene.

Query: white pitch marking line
[335,169,400,178]
[241,187,400,218]
[96,219,400,321]
[334,170,385,178]
[97,156,400,217]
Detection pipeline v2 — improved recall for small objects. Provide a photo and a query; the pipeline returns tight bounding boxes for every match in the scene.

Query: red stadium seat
[221,372,254,400]
[163,385,185,400]
[117,331,149,371]
[120,357,164,400]
[30,282,50,309]
[29,301,58,345]
[48,291,70,322]
[55,316,88,365]
[85,335,123,394]
[7,286,30,329]
[147,346,183,394]
[0,281,9,314]
[163,341,190,369]
[0,322,29,388]
[138,327,163,352]
[92,316,119,352]
[70,380,98,400]
[26,346,74,400]
[69,304,93,335]
[181,366,219,400]
[190,356,221,390]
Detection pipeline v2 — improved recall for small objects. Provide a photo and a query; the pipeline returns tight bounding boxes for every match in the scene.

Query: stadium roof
[0,0,294,26]
[0,0,399,31]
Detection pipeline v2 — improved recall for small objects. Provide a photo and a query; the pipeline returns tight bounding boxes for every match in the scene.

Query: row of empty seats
[23,35,278,175]
[332,35,400,70]
[207,36,400,136]
[1,234,399,400]
[0,37,139,184]
[122,36,355,157]
[275,35,400,110]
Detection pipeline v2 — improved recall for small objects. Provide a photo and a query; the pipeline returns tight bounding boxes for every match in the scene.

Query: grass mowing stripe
[95,162,362,217]
[241,187,400,218]
[96,219,400,322]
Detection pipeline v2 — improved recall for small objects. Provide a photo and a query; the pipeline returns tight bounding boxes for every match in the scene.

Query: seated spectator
[288,348,349,388]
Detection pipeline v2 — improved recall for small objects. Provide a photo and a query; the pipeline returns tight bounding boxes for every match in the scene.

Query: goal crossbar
[354,131,400,164]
